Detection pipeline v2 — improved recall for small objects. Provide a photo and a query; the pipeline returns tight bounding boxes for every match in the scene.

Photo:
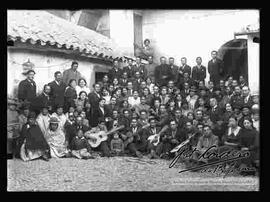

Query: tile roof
[7,10,124,60]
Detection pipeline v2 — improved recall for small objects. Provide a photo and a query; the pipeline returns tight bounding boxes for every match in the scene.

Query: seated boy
[110,132,124,156]
[70,129,94,159]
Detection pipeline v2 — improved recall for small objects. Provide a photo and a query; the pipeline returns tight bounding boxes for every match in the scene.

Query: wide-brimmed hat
[49,116,60,123]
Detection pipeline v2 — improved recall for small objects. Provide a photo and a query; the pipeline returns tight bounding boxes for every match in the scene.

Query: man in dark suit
[158,119,183,159]
[208,50,224,86]
[32,84,53,115]
[168,57,179,84]
[144,117,162,158]
[88,83,101,109]
[119,71,129,87]
[192,57,206,87]
[132,71,143,91]
[241,86,254,108]
[48,71,67,111]
[92,98,111,127]
[108,59,122,82]
[155,57,172,87]
[133,57,147,80]
[179,57,192,81]
[126,118,148,157]
[18,70,37,106]
[208,98,223,124]
[123,59,134,78]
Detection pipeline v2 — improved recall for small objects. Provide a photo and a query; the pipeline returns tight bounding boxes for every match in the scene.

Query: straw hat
[49,116,60,124]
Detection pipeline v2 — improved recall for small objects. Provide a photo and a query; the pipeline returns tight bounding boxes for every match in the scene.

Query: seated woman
[238,117,259,175]
[45,116,70,158]
[19,112,50,161]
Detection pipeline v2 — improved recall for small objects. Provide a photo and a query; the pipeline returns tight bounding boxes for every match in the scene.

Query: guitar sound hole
[99,135,103,138]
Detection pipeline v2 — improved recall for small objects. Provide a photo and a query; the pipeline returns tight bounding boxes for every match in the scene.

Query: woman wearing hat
[19,112,50,161]
[45,116,70,158]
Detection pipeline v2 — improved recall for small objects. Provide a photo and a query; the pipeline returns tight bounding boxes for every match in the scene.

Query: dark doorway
[218,39,248,83]
[95,72,107,83]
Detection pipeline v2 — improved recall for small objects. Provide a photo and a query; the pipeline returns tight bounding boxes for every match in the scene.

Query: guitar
[85,125,124,148]
[123,123,150,147]
[170,133,196,153]
[147,125,169,146]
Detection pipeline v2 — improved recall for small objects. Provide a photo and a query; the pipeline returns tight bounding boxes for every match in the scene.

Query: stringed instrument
[170,133,196,153]
[147,125,169,146]
[123,123,150,147]
[85,125,124,148]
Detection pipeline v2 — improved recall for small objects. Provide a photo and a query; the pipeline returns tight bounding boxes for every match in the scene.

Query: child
[110,132,124,156]
[70,129,94,159]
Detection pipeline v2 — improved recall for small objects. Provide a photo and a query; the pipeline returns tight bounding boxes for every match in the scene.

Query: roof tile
[8,10,124,60]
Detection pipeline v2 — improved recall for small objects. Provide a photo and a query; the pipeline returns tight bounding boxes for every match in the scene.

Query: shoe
[41,155,50,161]
[135,151,143,158]
[147,153,153,159]
[71,150,82,159]
[152,152,160,159]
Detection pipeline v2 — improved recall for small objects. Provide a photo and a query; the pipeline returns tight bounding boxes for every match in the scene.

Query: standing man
[88,83,102,109]
[179,57,192,78]
[208,50,224,86]
[154,57,172,87]
[168,57,179,85]
[62,61,83,85]
[133,57,147,80]
[108,59,122,82]
[18,69,37,106]
[145,56,157,78]
[123,59,134,78]
[192,57,206,87]
[48,71,67,111]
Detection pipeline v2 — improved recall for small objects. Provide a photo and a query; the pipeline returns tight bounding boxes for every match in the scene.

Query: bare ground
[7,157,259,191]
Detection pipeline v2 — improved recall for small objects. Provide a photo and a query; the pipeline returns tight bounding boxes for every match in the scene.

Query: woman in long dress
[45,116,70,158]
[19,112,50,161]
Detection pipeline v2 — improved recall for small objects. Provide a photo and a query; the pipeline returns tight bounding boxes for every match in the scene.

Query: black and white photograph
[7,9,260,191]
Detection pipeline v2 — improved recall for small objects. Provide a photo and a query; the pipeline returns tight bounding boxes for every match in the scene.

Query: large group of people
[7,48,260,176]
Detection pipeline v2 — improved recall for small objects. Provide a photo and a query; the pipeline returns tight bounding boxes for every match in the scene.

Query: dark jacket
[88,91,101,109]
[123,65,134,78]
[155,64,173,86]
[179,65,192,77]
[64,87,77,111]
[91,106,111,127]
[133,64,148,79]
[18,79,36,103]
[108,68,122,81]
[168,64,179,83]
[192,65,206,82]
[208,58,224,84]
[48,80,67,109]
[32,92,53,113]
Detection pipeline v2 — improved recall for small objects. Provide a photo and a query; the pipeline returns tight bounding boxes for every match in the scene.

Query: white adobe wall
[247,34,259,95]
[142,9,259,82]
[7,48,110,98]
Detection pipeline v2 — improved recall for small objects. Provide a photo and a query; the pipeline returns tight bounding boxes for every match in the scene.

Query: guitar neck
[106,126,124,136]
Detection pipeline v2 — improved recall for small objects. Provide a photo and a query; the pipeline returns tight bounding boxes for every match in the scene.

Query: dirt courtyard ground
[7,157,259,191]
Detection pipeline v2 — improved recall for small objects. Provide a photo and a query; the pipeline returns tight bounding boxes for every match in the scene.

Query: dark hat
[28,111,36,119]
[149,116,158,122]
[190,86,197,92]
[23,69,36,75]
[241,104,251,110]
[49,116,60,123]
[199,86,208,91]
